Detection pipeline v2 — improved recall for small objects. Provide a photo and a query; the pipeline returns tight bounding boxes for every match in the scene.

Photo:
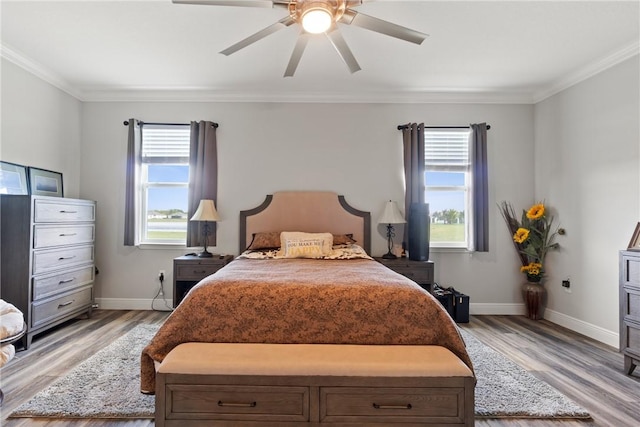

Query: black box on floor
[434,293,454,317]
[453,292,470,323]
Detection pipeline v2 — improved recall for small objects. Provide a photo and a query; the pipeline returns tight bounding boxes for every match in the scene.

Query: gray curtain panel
[124,119,141,246]
[470,122,489,252]
[187,121,218,248]
[401,123,425,247]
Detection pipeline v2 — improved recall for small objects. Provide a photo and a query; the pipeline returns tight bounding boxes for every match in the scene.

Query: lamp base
[382,251,397,259]
[197,249,213,258]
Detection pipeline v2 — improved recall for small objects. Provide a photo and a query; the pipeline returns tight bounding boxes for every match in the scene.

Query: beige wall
[534,55,640,338]
[1,59,82,197]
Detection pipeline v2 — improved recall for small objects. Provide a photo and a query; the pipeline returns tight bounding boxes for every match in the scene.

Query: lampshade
[190,199,220,222]
[378,200,406,225]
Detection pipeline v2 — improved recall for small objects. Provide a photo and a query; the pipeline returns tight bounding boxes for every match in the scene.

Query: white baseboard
[96,299,618,347]
[543,308,619,348]
[95,297,174,311]
[470,303,524,316]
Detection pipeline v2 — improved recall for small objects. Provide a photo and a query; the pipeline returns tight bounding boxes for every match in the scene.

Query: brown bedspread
[140,257,473,393]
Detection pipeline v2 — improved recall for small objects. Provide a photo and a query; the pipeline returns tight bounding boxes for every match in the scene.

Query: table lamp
[378,200,406,259]
[190,199,220,258]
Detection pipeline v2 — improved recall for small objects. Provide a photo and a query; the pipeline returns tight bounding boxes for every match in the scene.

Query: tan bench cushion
[158,343,473,378]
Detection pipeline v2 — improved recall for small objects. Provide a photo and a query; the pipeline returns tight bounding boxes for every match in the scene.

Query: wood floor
[0,310,638,426]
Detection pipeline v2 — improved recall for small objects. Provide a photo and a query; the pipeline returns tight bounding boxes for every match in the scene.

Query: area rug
[10,324,590,419]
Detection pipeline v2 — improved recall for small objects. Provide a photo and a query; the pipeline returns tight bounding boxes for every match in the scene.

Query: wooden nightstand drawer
[176,264,224,280]
[375,258,434,290]
[321,386,465,423]
[165,384,309,422]
[388,265,433,283]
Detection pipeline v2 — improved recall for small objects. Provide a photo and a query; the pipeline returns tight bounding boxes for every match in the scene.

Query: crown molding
[533,40,640,103]
[79,87,534,104]
[3,40,636,106]
[1,43,84,101]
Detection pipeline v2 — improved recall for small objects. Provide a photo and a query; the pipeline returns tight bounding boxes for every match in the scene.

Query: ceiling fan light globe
[302,8,332,34]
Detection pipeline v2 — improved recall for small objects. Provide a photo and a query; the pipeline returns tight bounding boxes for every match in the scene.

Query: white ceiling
[1,0,639,103]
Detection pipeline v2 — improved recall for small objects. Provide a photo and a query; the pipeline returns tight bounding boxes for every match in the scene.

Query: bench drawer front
[320,386,465,423]
[33,265,95,301]
[31,286,93,328]
[33,224,95,248]
[165,384,309,422]
[34,199,96,223]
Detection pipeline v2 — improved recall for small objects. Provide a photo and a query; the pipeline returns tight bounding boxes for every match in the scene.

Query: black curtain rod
[397,124,490,130]
[123,120,219,128]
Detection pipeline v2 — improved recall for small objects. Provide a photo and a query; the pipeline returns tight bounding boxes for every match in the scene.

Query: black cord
[151,274,173,312]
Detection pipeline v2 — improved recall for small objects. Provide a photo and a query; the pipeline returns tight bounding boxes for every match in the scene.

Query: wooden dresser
[0,195,96,349]
[620,250,640,375]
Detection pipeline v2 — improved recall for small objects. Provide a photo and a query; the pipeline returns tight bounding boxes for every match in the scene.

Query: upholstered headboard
[239,191,371,254]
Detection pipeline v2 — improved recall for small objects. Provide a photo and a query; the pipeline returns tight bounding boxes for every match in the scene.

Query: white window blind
[142,125,190,163]
[425,130,470,170]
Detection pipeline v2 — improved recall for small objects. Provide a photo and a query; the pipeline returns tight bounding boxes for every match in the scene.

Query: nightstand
[375,257,434,293]
[173,255,234,307]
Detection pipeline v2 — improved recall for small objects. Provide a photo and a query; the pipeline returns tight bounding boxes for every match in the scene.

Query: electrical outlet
[158,270,165,281]
[562,278,572,293]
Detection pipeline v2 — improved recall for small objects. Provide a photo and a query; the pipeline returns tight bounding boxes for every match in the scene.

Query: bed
[143,191,474,426]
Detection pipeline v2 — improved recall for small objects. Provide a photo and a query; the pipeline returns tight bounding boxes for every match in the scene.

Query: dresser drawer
[33,224,95,249]
[176,264,225,280]
[34,198,96,223]
[33,265,95,301]
[165,384,308,422]
[31,286,93,328]
[33,245,94,275]
[320,386,465,423]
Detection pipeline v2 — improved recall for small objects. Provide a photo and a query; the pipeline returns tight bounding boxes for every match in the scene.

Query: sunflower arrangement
[499,201,564,283]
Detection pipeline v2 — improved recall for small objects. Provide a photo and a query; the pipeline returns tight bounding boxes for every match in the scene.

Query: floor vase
[522,281,546,320]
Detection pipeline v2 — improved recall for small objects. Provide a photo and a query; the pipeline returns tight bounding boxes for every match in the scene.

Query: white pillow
[280,232,333,259]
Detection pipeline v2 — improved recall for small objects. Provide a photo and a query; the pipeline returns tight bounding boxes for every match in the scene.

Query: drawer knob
[58,300,74,308]
[59,210,78,213]
[58,256,77,261]
[194,270,207,274]
[373,403,412,410]
[217,400,257,408]
[59,233,78,237]
[58,278,76,285]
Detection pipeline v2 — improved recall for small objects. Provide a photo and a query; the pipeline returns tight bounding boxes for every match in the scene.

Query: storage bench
[155,342,474,427]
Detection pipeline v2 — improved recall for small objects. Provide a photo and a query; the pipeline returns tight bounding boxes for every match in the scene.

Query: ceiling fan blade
[172,0,277,8]
[326,29,361,74]
[220,16,295,56]
[340,9,427,45]
[284,33,310,77]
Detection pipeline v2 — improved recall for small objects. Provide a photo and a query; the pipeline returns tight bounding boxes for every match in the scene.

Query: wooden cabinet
[0,195,96,349]
[375,257,434,293]
[620,250,640,375]
[173,255,234,307]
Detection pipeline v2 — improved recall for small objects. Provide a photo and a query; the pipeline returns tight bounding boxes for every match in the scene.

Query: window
[139,124,190,245]
[424,128,472,249]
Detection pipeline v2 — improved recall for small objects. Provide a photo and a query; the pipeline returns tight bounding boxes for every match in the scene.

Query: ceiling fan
[172,0,428,77]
